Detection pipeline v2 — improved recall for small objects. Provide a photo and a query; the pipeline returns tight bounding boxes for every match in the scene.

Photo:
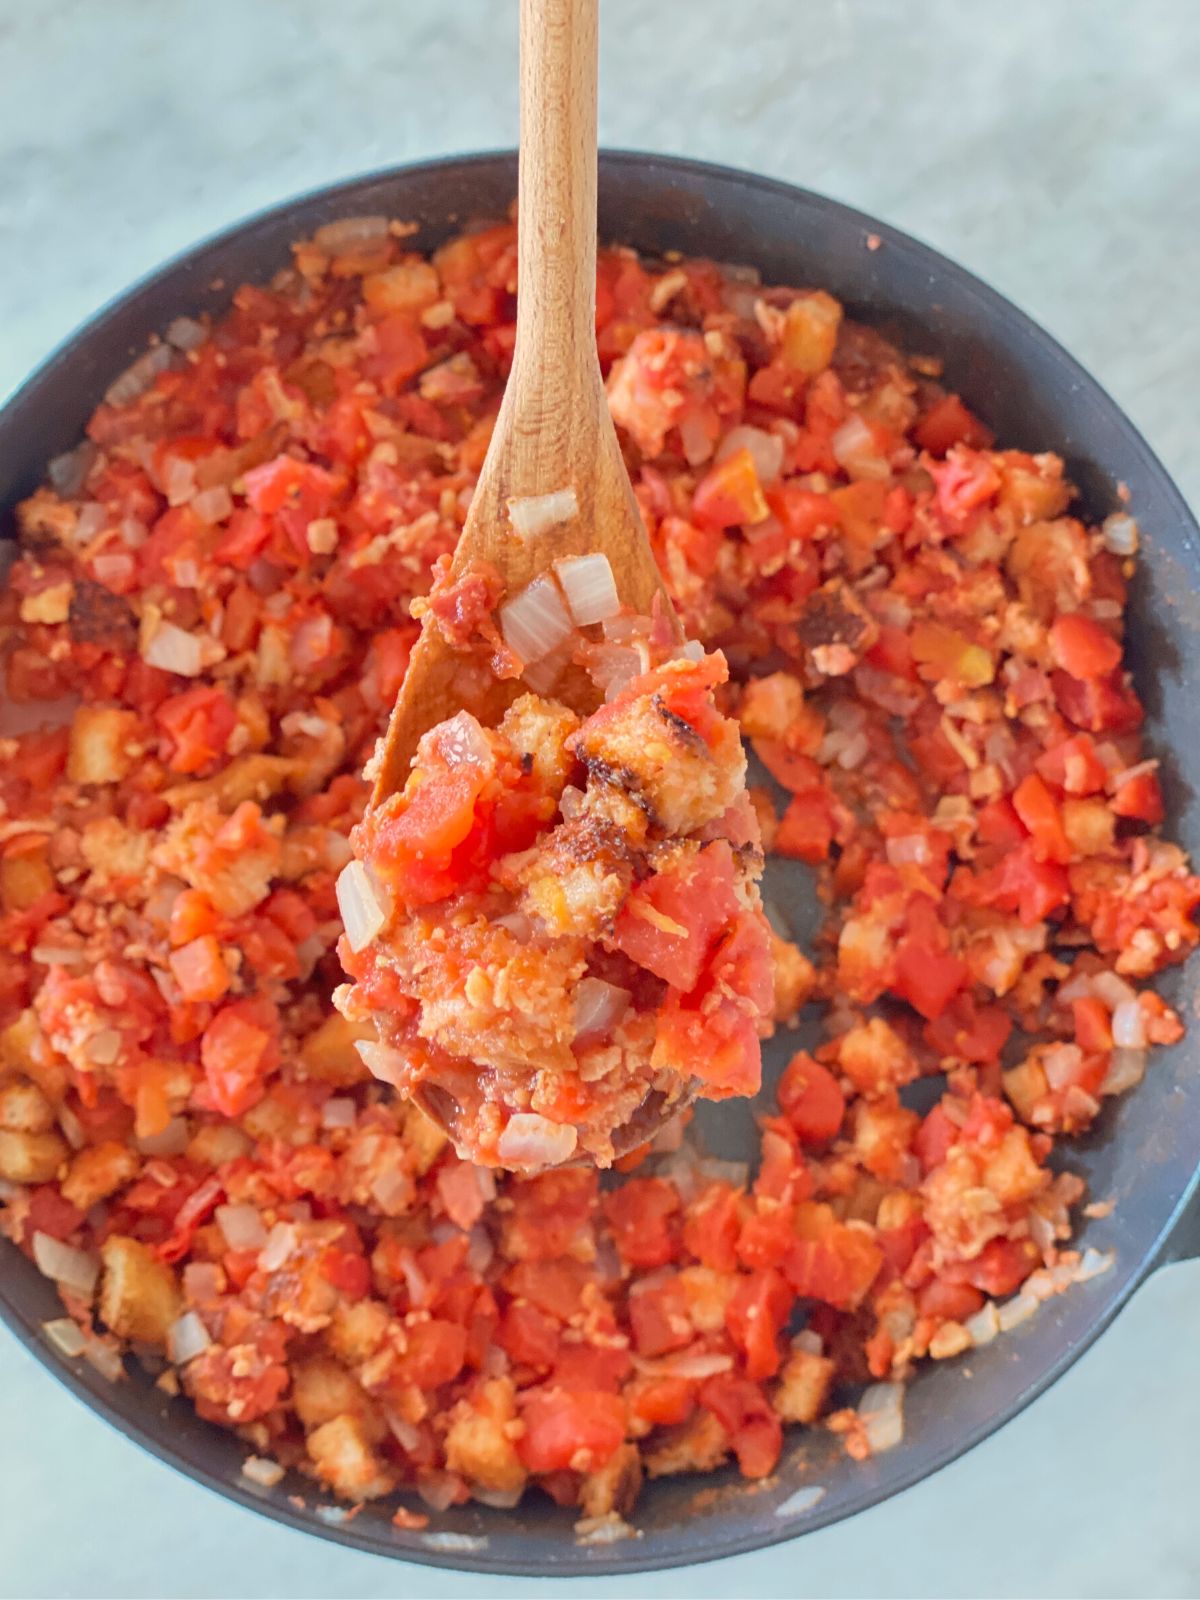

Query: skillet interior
[1,152,1198,1576]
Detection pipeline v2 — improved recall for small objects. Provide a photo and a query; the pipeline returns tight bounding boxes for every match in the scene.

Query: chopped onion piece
[716,424,785,484]
[1076,1246,1115,1282]
[474,1485,524,1510]
[964,1301,1000,1346]
[48,440,97,497]
[216,1204,267,1252]
[634,1350,733,1379]
[678,412,714,466]
[463,1221,494,1273]
[58,1104,86,1151]
[105,343,173,408]
[831,414,890,481]
[386,1410,422,1452]
[356,1038,408,1087]
[142,620,203,677]
[371,1168,413,1213]
[192,485,233,525]
[137,1116,189,1157]
[997,1291,1039,1332]
[336,860,391,953]
[33,1233,99,1297]
[555,553,621,626]
[1101,1046,1147,1095]
[426,709,493,772]
[43,1318,87,1359]
[508,486,579,539]
[241,1455,285,1488]
[774,1484,827,1519]
[858,1381,904,1454]
[168,1310,212,1365]
[676,639,705,663]
[314,215,390,253]
[82,1338,124,1382]
[321,1097,357,1130]
[1111,999,1147,1050]
[1090,971,1137,1009]
[793,1329,824,1356]
[573,977,631,1040]
[496,1113,578,1169]
[416,1470,460,1512]
[165,316,208,352]
[1043,1043,1084,1091]
[259,1222,296,1273]
[499,576,574,664]
[1102,512,1139,555]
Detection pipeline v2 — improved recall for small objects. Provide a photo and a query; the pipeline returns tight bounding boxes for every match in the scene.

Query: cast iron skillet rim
[1,149,1198,1577]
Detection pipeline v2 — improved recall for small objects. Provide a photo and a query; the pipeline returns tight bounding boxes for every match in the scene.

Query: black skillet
[2,152,1199,1577]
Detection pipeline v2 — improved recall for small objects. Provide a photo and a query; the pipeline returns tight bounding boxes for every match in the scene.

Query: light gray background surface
[0,2,1197,1596]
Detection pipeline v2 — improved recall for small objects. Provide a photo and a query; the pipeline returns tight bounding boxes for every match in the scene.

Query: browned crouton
[67,706,140,785]
[0,1128,67,1183]
[98,1236,181,1345]
[307,1413,393,1501]
[443,1377,526,1493]
[773,1344,836,1425]
[61,1141,140,1211]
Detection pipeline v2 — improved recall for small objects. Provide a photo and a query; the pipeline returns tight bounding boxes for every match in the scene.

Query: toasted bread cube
[326,1300,391,1366]
[307,1413,393,1501]
[292,1358,385,1441]
[0,1076,54,1134]
[498,694,581,792]
[773,1345,836,1425]
[0,844,54,913]
[61,1141,140,1211]
[0,1011,68,1104]
[579,1441,642,1519]
[298,1013,372,1086]
[0,1127,67,1183]
[644,1409,730,1478]
[403,1101,449,1176]
[186,1122,252,1168]
[98,1236,181,1345]
[68,706,140,785]
[443,1378,526,1493]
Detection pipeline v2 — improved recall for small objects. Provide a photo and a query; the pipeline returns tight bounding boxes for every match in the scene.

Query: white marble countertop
[1,2,1198,1595]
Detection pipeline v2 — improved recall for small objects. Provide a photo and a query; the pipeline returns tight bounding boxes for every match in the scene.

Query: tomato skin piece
[924,994,1012,1064]
[777,1053,845,1144]
[1012,772,1072,865]
[1049,613,1122,680]
[629,1278,692,1357]
[1072,995,1114,1053]
[603,1178,680,1269]
[1112,771,1165,824]
[775,790,835,863]
[699,1375,782,1479]
[200,997,280,1116]
[692,448,769,530]
[630,1375,694,1427]
[914,393,993,456]
[725,1268,794,1379]
[681,1181,743,1272]
[1051,668,1143,735]
[516,1388,627,1474]
[914,1103,959,1173]
[611,841,740,991]
[497,1300,560,1370]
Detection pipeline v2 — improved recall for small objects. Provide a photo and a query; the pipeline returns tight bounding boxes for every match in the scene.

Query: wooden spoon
[371,0,695,1161]
[371,0,678,803]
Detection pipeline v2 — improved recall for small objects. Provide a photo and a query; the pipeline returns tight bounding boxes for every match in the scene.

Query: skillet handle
[1156,1181,1200,1267]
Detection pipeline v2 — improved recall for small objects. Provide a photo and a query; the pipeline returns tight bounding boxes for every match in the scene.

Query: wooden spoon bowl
[372,0,694,1163]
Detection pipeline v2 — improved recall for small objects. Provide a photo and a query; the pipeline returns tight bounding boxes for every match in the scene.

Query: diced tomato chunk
[777,1053,845,1144]
[517,1388,626,1474]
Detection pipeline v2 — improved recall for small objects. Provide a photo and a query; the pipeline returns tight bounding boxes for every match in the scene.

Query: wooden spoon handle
[512,0,601,402]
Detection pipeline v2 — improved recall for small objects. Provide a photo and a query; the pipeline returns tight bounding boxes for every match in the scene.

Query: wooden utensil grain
[371,0,693,1161]
[371,0,678,805]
